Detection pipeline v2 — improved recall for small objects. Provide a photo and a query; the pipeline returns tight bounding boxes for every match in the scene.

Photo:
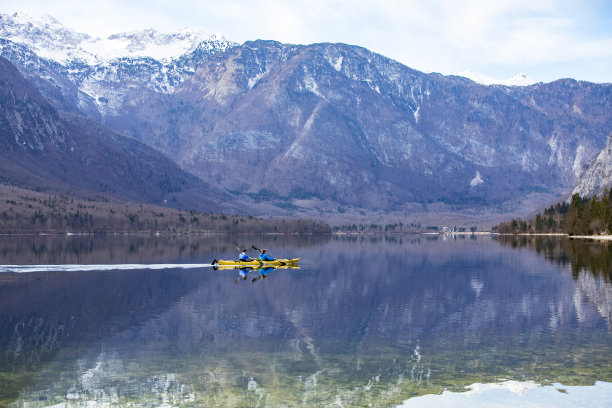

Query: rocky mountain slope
[0,56,239,213]
[573,134,612,198]
[109,41,612,216]
[2,14,612,220]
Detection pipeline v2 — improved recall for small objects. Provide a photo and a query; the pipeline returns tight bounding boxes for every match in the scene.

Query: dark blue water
[0,234,610,407]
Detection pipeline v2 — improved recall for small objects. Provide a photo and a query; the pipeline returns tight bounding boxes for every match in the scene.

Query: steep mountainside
[573,134,612,198]
[2,15,612,220]
[0,56,239,213]
[106,41,612,214]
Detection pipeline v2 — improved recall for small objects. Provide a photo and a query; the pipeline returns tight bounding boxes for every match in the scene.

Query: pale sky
[2,0,612,83]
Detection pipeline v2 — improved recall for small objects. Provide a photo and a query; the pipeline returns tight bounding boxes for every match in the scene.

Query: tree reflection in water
[496,235,611,282]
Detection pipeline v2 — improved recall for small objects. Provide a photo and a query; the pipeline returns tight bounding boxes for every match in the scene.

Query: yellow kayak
[214,264,300,270]
[214,258,299,267]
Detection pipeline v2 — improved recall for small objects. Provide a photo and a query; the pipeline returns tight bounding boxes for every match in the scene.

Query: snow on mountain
[97,29,229,62]
[572,135,612,198]
[3,12,612,219]
[0,11,237,115]
[0,12,233,65]
[456,69,537,87]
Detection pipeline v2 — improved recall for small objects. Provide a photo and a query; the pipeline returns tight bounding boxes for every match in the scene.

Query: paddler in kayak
[258,249,275,261]
[239,249,254,262]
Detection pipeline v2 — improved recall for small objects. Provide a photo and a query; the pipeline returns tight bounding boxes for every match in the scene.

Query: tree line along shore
[0,185,331,235]
[495,190,612,237]
[0,185,489,235]
[11,183,611,237]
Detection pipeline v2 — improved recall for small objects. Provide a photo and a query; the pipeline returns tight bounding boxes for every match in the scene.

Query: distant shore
[497,232,612,241]
[496,233,566,236]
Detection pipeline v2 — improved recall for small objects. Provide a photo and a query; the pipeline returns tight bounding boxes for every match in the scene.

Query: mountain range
[0,56,239,213]
[1,12,611,224]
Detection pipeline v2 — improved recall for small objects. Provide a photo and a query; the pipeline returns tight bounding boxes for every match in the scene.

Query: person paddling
[258,249,275,261]
[239,249,253,262]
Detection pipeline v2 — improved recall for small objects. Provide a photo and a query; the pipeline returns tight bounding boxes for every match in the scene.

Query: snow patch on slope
[548,134,562,166]
[302,66,327,100]
[470,171,484,187]
[326,55,343,71]
[413,105,420,124]
[572,145,586,179]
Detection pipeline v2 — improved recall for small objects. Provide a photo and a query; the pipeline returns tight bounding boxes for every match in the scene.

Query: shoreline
[2,231,612,240]
[496,233,567,236]
[0,231,330,237]
[569,235,612,241]
[497,232,612,241]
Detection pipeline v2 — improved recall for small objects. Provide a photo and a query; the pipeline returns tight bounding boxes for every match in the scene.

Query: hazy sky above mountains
[3,0,612,83]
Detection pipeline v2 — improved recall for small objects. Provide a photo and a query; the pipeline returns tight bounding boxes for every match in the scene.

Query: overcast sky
[2,0,612,83]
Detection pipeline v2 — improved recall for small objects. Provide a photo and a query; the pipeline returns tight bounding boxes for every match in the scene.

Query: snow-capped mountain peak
[5,11,64,28]
[0,11,237,114]
[0,12,234,65]
[456,70,537,87]
[1,12,93,62]
[92,27,228,62]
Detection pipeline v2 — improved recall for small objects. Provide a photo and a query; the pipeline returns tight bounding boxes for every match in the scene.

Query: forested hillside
[496,191,612,236]
[0,185,331,234]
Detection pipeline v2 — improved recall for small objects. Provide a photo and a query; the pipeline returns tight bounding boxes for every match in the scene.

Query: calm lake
[0,234,611,407]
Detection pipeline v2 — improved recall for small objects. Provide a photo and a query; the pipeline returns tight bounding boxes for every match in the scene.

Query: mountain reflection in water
[0,234,610,407]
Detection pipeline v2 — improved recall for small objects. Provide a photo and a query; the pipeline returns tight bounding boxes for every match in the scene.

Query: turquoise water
[0,234,610,407]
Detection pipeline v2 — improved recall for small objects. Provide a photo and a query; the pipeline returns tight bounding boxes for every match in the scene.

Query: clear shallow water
[0,234,610,407]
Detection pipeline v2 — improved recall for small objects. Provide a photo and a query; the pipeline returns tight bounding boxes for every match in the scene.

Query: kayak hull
[216,258,299,266]
[215,265,300,270]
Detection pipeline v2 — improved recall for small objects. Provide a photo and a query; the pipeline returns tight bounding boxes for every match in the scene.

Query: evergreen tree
[535,214,543,233]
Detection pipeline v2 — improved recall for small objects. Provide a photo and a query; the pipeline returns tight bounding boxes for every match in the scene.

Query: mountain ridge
[2,15,612,222]
[142,40,612,215]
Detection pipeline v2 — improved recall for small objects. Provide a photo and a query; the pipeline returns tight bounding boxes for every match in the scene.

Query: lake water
[0,234,611,407]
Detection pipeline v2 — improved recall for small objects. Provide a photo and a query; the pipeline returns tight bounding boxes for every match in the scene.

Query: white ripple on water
[0,263,213,273]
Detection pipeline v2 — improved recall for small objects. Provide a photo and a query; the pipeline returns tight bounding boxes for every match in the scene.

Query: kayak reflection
[251,266,274,283]
[212,264,300,284]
